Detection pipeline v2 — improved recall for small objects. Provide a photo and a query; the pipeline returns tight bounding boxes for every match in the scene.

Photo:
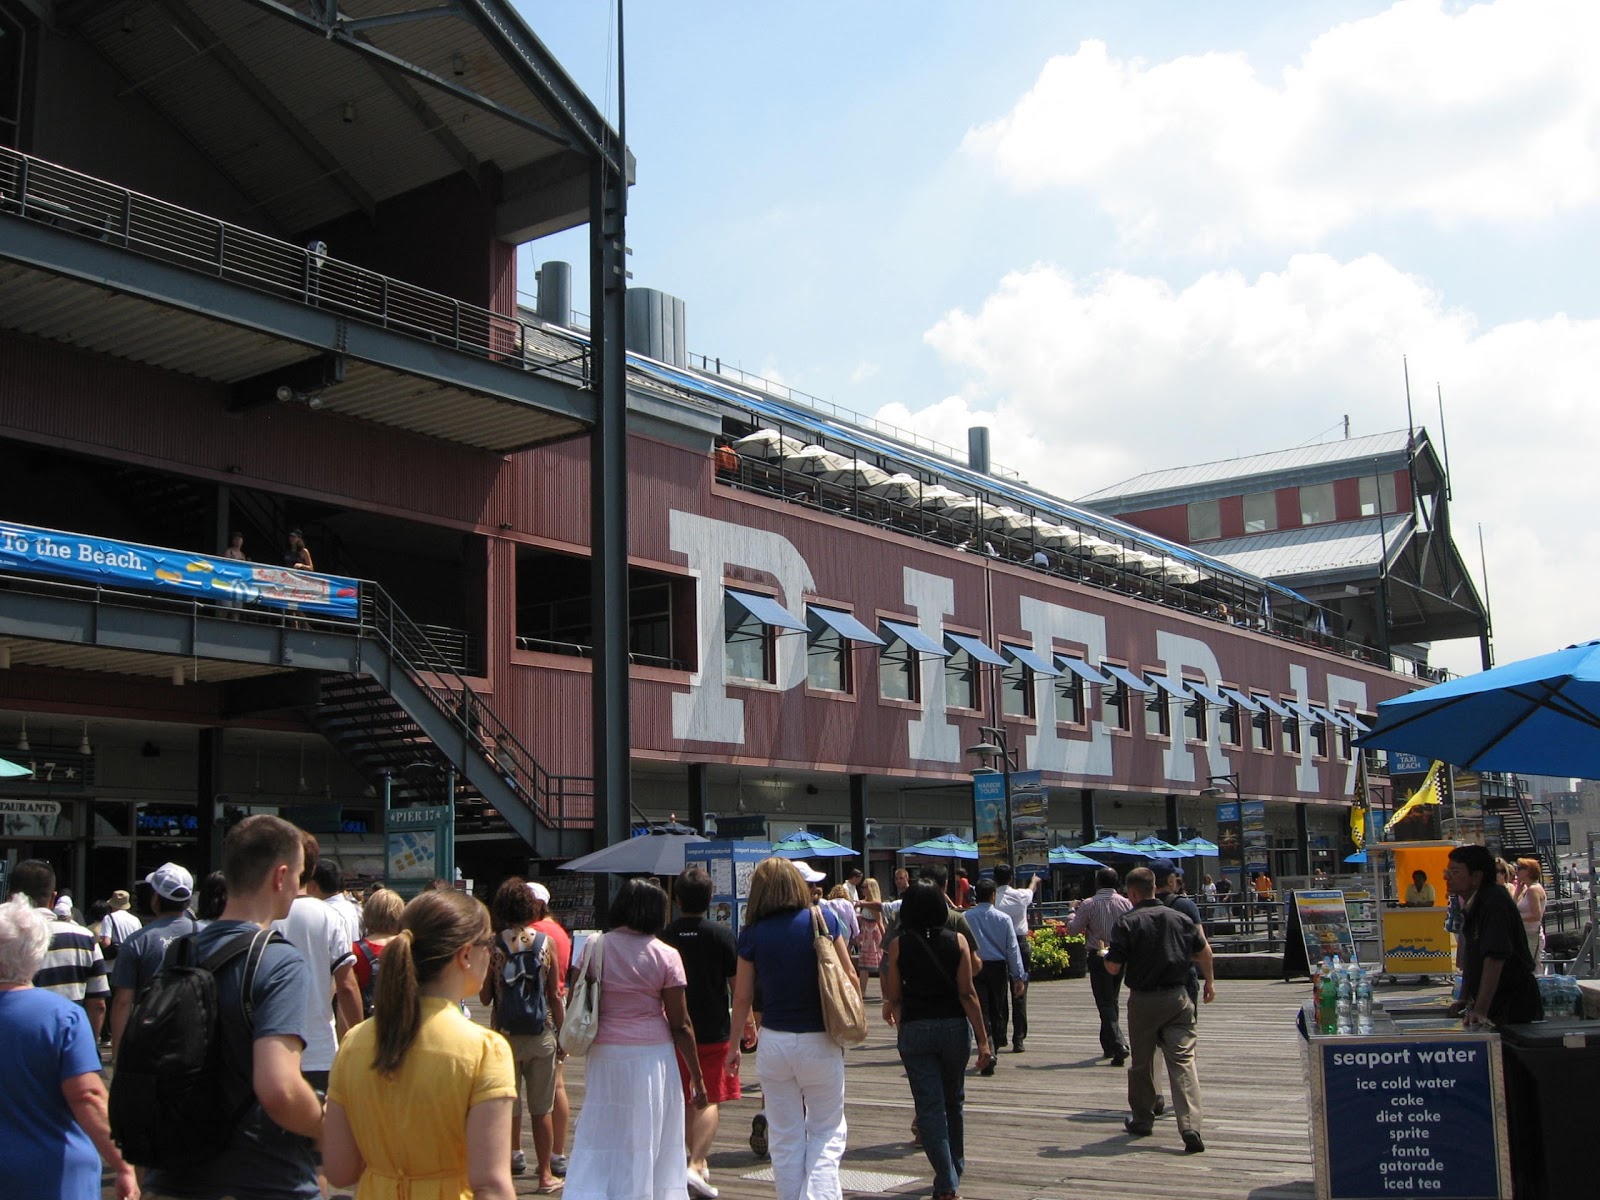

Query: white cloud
[849,362,880,384]
[964,0,1600,251]
[886,252,1600,673]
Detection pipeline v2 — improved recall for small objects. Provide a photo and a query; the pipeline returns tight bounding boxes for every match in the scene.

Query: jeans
[758,1028,847,1200]
[1087,952,1128,1057]
[897,1017,970,1194]
[974,960,1010,1052]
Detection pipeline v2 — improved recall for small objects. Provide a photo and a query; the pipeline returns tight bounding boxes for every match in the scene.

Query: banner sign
[1009,770,1049,877]
[685,840,769,929]
[973,772,1006,878]
[1320,1037,1506,1198]
[1217,801,1242,880]
[1242,799,1270,875]
[1386,750,1430,777]
[0,797,69,838]
[0,521,359,618]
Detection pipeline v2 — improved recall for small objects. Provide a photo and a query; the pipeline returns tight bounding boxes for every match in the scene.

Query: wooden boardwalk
[524,974,1331,1200]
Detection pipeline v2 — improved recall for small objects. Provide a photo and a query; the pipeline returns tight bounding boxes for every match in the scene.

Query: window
[516,548,693,670]
[1187,499,1220,542]
[1220,701,1241,746]
[1145,691,1170,738]
[1338,722,1354,760]
[806,617,849,693]
[1311,717,1328,758]
[1359,473,1398,517]
[724,594,772,682]
[1282,714,1302,755]
[1182,691,1207,742]
[1001,656,1034,717]
[1252,702,1272,750]
[1299,482,1336,525]
[1243,491,1278,533]
[879,640,919,701]
[1056,673,1084,724]
[945,647,979,711]
[1101,684,1129,731]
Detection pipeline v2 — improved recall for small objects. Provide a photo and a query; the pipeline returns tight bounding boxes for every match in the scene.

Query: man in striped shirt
[1068,866,1133,1064]
[11,859,110,1037]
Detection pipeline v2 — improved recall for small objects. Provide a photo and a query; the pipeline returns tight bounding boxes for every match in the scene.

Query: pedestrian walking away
[1106,866,1215,1155]
[962,879,1025,1074]
[991,864,1039,1052]
[1068,866,1134,1064]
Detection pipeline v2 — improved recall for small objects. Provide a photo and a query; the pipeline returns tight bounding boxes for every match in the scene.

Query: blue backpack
[497,930,550,1035]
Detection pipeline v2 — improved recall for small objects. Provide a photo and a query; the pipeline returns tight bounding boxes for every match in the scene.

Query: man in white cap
[527,879,573,1177]
[109,861,198,1060]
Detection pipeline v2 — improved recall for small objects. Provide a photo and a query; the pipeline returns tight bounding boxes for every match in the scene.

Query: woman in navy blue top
[727,858,856,1200]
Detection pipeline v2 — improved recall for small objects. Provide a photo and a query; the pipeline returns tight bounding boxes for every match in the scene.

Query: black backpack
[497,930,550,1035]
[109,926,282,1169]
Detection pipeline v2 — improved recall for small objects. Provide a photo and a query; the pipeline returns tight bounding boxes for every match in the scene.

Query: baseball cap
[1147,858,1179,882]
[108,889,132,911]
[526,880,552,904]
[795,863,826,884]
[144,862,195,902]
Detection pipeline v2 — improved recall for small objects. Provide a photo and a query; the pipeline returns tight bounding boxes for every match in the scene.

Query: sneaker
[549,1154,568,1178]
[510,1151,527,1176]
[749,1113,769,1159]
[1183,1130,1206,1154]
[686,1167,719,1198]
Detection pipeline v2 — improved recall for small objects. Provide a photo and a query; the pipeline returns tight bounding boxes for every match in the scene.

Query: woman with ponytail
[880,881,991,1200]
[322,888,517,1200]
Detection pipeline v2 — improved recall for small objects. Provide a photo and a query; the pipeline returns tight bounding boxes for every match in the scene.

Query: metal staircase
[1494,783,1558,888]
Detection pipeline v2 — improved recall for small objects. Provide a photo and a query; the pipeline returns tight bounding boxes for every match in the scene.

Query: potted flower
[1026,924,1088,980]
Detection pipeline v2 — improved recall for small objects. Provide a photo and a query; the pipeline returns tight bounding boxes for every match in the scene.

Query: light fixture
[171,663,185,686]
[342,101,357,124]
[450,52,466,76]
[17,717,28,752]
[0,646,10,669]
[78,721,91,756]
[297,744,307,794]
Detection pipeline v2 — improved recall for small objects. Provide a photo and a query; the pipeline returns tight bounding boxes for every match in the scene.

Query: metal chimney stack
[535,261,572,327]
[968,426,991,475]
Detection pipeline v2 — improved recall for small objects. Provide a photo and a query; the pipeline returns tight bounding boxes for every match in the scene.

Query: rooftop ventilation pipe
[535,261,572,328]
[968,426,991,475]
[625,288,687,368]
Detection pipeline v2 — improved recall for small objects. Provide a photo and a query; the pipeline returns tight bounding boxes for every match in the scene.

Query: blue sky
[514,1,1600,676]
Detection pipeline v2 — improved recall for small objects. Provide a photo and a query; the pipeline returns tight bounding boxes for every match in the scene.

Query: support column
[686,763,709,835]
[849,775,869,879]
[588,123,630,901]
[1295,802,1311,877]
[1080,787,1098,843]
[195,727,226,875]
[1163,794,1181,844]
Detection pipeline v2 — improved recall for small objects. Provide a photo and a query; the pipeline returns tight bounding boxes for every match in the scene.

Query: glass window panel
[1001,658,1032,717]
[806,624,848,692]
[879,643,917,701]
[944,648,978,710]
[1299,482,1335,525]
[1056,675,1083,724]
[1145,692,1170,738]
[1187,499,1220,541]
[1243,492,1278,533]
[723,597,770,683]
[1102,687,1128,730]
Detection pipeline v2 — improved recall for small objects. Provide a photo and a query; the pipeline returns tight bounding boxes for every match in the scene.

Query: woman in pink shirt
[564,880,705,1200]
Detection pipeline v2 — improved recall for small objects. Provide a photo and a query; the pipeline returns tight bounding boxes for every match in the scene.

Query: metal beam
[338,5,461,34]
[0,217,595,428]
[235,0,576,151]
[363,58,483,190]
[149,0,377,221]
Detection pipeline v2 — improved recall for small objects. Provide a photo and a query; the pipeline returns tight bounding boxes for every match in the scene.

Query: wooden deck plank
[523,975,1331,1200]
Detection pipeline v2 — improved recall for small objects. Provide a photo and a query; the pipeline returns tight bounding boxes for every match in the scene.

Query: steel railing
[0,147,588,384]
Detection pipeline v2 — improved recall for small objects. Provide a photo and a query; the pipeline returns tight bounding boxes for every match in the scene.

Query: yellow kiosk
[1374,840,1456,978]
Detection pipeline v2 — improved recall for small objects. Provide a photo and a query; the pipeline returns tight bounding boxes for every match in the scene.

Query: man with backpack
[130,814,324,1200]
[484,876,566,1191]
[108,861,198,1060]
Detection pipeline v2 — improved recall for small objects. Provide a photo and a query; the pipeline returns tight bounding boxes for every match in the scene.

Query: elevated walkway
[0,564,591,858]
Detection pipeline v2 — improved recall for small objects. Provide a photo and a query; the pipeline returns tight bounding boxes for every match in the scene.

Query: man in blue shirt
[964,880,1025,1076]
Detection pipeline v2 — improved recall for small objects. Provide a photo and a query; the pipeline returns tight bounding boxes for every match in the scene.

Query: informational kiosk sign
[685,840,768,929]
[1309,1028,1510,1199]
[385,804,452,896]
[1284,890,1359,978]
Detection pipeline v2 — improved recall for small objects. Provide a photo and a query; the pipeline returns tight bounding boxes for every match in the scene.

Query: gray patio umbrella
[559,828,708,876]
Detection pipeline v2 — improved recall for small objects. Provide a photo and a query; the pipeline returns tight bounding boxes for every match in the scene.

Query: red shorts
[678,1040,741,1106]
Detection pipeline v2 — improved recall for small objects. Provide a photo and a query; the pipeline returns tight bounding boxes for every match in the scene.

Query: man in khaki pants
[1105,867,1215,1154]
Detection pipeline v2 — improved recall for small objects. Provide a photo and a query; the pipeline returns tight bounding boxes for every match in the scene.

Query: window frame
[1187,498,1221,542]
[1299,481,1336,526]
[944,646,981,712]
[878,637,920,703]
[1182,688,1208,742]
[1100,684,1129,732]
[1000,652,1035,718]
[1243,491,1278,534]
[723,593,775,684]
[1281,713,1302,755]
[1056,672,1084,725]
[1219,700,1242,747]
[1144,689,1171,739]
[804,613,851,694]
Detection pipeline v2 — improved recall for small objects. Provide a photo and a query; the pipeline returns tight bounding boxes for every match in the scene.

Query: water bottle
[1336,970,1354,1034]
[1356,970,1374,1034]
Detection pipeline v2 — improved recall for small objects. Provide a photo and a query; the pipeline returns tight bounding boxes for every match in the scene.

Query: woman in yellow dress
[323,888,517,1200]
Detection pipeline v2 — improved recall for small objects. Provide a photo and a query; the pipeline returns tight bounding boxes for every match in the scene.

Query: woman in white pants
[727,859,856,1200]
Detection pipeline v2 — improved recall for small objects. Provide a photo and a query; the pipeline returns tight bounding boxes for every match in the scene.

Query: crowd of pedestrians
[39,835,1520,1199]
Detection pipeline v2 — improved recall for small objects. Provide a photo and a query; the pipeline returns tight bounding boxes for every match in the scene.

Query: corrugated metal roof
[1079,431,1414,505]
[1201,515,1414,582]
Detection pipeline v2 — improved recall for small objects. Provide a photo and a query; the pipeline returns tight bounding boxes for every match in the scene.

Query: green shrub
[1027,924,1085,982]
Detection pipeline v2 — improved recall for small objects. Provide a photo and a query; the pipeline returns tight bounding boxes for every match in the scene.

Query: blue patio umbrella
[1048,847,1107,869]
[0,756,32,778]
[1357,639,1600,779]
[1176,837,1220,856]
[1133,835,1193,858]
[898,833,979,860]
[1078,836,1147,856]
[771,830,857,858]
[1344,851,1368,865]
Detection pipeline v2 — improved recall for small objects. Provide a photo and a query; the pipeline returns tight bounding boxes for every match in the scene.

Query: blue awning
[1186,681,1232,707]
[1100,664,1151,694]
[880,619,950,657]
[1253,694,1295,719]
[1002,644,1060,677]
[1310,704,1341,727]
[1285,699,1323,725]
[1056,656,1112,686]
[944,632,1008,666]
[1217,686,1262,713]
[807,605,885,645]
[1333,709,1370,730]
[1147,675,1188,700]
[726,588,807,632]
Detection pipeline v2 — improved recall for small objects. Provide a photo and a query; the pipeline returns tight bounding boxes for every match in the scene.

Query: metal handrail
[0,147,588,386]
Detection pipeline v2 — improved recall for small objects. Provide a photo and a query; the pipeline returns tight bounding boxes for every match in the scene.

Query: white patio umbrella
[732,429,805,460]
[914,485,973,510]
[980,507,1035,536]
[866,472,929,504]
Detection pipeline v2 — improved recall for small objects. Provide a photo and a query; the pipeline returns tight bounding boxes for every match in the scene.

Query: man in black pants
[1069,866,1134,1063]
[964,879,1026,1074]
[992,863,1039,1052]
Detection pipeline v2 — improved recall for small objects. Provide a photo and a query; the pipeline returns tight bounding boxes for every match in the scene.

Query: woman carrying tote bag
[727,859,857,1200]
